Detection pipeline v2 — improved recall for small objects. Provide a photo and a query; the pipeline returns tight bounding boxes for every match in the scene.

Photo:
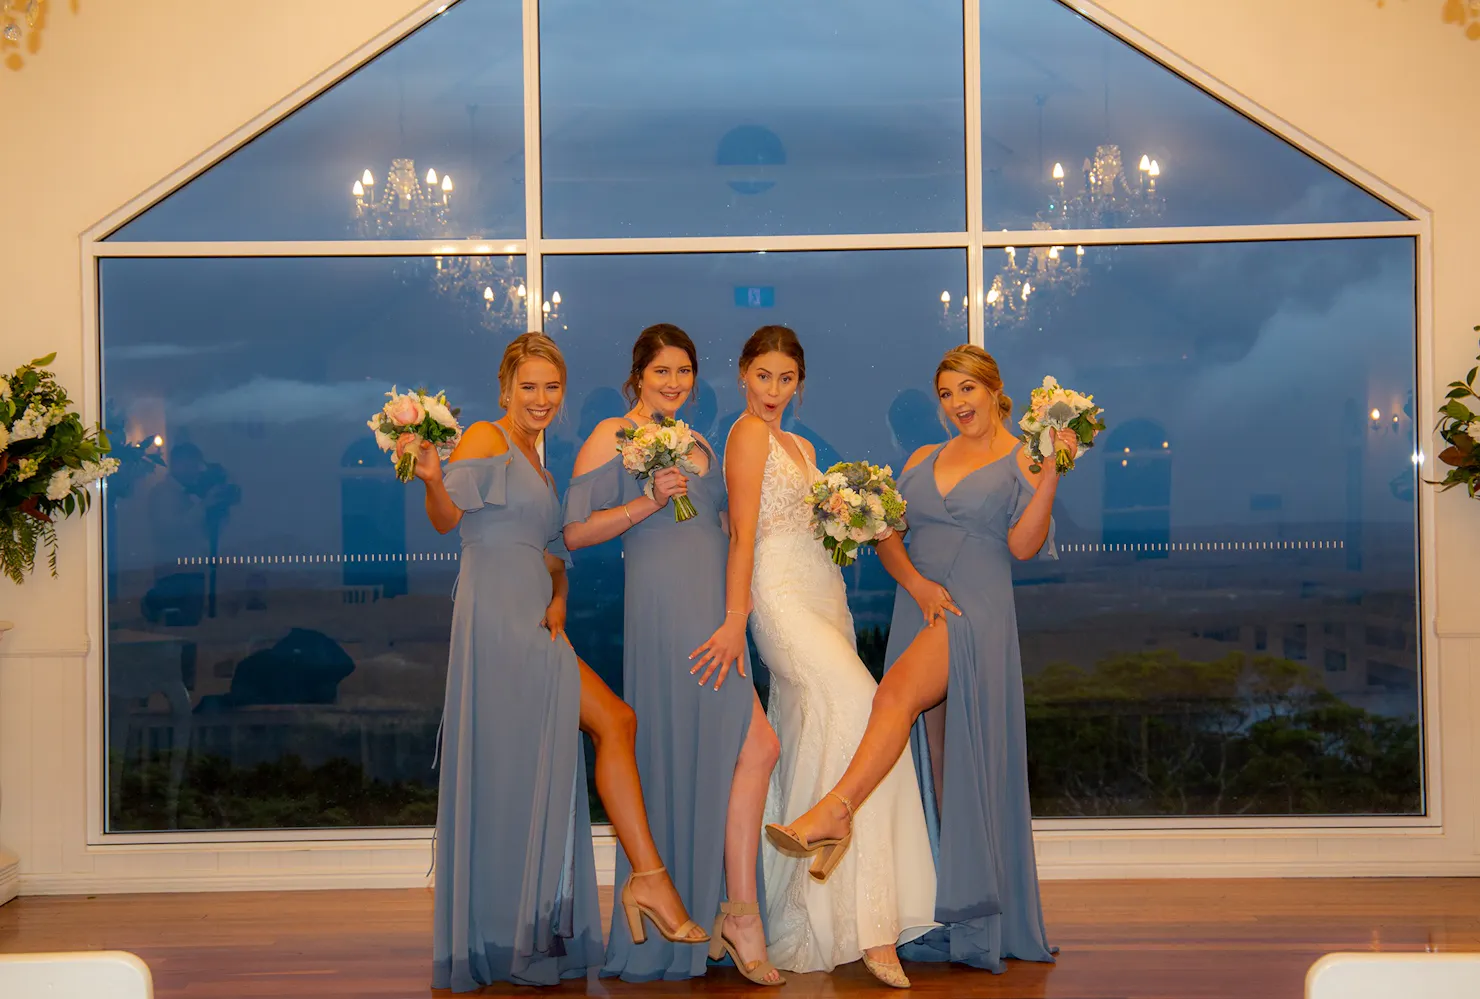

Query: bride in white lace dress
[689,326,936,987]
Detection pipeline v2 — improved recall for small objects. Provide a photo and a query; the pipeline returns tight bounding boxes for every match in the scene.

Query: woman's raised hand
[395,434,443,482]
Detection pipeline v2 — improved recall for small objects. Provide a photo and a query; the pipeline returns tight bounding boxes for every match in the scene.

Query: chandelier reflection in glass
[432,253,529,332]
[1043,145,1164,230]
[938,289,968,338]
[978,229,1088,330]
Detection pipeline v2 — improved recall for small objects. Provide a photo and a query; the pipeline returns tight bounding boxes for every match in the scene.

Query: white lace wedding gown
[747,430,937,973]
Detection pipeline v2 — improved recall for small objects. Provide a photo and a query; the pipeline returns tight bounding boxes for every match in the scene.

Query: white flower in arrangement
[423,395,459,430]
[805,460,908,566]
[616,417,701,522]
[10,405,48,443]
[45,469,72,501]
[0,352,120,584]
[1468,422,1480,445]
[1019,375,1106,474]
[69,458,119,488]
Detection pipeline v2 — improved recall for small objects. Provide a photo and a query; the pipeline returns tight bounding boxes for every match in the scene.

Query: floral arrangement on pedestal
[1429,329,1480,500]
[0,353,118,583]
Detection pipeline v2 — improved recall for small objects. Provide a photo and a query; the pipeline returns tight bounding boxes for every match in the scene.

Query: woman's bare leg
[775,626,950,971]
[578,657,703,940]
[720,693,781,980]
[777,622,950,847]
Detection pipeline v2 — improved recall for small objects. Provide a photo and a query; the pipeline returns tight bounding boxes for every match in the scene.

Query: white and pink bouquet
[1018,375,1105,474]
[617,417,701,522]
[806,460,907,567]
[368,387,462,482]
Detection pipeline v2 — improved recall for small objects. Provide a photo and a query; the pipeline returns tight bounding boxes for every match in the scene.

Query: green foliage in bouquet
[0,353,118,583]
[1429,330,1480,500]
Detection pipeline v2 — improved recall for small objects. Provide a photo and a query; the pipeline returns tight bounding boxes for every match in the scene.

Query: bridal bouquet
[1019,375,1106,474]
[617,417,700,521]
[806,460,907,566]
[1,352,120,583]
[368,387,462,482]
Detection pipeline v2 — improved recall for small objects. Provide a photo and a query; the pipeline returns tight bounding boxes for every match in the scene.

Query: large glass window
[540,0,967,237]
[986,237,1420,815]
[978,0,1402,229]
[107,1,526,242]
[96,0,1423,833]
[102,255,524,829]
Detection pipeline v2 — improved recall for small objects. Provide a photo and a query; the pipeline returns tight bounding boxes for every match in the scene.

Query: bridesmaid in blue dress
[563,324,782,986]
[402,332,708,992]
[773,344,1075,973]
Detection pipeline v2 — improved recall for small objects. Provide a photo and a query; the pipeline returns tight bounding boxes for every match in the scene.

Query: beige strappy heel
[708,900,784,986]
[621,866,709,945]
[763,790,854,884]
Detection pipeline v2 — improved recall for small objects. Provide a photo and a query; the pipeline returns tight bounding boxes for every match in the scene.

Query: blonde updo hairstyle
[935,344,1012,423]
[497,332,568,412]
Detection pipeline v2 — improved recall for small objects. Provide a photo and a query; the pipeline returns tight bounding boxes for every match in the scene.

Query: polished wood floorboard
[2,880,1477,997]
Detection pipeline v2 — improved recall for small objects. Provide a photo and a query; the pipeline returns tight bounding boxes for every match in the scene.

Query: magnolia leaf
[29,352,57,367]
[1442,400,1474,422]
[1437,445,1463,468]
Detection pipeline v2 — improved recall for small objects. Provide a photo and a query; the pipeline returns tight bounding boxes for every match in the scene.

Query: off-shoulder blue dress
[432,424,603,990]
[563,430,755,982]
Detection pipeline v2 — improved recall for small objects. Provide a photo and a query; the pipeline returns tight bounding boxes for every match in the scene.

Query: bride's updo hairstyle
[738,324,806,387]
[498,331,568,410]
[935,344,1012,421]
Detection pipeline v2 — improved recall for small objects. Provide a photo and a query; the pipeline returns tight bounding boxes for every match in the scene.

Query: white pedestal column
[0,620,17,905]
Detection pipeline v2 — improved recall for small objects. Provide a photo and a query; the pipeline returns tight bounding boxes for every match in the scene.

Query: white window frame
[78,0,1436,848]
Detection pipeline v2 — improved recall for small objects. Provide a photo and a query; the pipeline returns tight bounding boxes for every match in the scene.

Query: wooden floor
[1,879,1477,997]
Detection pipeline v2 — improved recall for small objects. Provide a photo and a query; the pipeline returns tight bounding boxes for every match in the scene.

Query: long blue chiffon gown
[563,429,755,982]
[889,443,1056,972]
[432,424,603,991]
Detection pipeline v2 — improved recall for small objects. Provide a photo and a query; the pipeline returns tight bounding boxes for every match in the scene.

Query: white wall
[1,0,1478,894]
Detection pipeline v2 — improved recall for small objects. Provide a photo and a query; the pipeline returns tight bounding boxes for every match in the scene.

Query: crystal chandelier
[351,158,454,239]
[1042,144,1164,230]
[350,158,564,331]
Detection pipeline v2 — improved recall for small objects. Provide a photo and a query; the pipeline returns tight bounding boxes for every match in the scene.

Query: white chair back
[0,951,154,998]
[1308,952,1480,999]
